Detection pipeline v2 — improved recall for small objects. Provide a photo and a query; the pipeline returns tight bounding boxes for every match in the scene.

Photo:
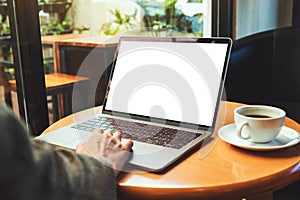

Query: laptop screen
[103,37,232,130]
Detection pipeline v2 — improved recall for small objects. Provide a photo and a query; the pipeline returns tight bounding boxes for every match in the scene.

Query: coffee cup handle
[236,121,251,139]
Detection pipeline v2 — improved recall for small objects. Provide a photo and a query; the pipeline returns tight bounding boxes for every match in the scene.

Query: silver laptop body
[36,36,232,172]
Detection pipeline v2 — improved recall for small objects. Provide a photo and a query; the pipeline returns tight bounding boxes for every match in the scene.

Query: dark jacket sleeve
[0,105,117,200]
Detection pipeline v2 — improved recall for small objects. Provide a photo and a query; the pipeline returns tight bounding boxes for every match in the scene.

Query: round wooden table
[43,101,300,200]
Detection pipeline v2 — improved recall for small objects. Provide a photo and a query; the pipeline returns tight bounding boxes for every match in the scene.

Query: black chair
[225,26,300,200]
[225,26,300,123]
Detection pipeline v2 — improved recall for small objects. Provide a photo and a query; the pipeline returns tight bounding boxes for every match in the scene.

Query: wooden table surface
[9,73,89,91]
[9,73,90,120]
[41,34,83,45]
[42,33,116,47]
[43,101,300,200]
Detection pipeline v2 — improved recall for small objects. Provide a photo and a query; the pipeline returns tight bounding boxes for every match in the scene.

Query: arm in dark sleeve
[0,105,117,200]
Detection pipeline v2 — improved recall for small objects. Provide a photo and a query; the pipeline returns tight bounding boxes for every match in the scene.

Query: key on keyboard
[71,116,202,149]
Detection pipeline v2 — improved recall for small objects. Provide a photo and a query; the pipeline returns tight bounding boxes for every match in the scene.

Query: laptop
[36,36,232,172]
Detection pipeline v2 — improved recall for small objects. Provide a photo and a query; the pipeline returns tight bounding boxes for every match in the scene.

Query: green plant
[164,0,177,27]
[0,14,9,36]
[38,0,73,35]
[188,0,203,2]
[137,0,203,36]
[99,9,138,35]
[40,17,72,35]
[4,68,14,79]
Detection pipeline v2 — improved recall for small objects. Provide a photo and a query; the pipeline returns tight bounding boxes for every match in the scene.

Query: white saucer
[218,124,300,151]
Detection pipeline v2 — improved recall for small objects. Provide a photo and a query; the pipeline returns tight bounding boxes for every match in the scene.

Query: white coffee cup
[234,105,286,143]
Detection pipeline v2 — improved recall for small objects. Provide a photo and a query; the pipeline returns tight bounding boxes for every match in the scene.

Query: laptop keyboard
[71,116,202,149]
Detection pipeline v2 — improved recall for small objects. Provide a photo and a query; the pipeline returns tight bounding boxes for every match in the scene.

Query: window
[1,0,226,135]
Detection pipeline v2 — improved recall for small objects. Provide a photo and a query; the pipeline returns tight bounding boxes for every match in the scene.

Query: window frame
[7,0,49,135]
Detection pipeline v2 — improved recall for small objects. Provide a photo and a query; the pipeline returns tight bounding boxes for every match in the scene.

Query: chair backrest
[225,26,300,122]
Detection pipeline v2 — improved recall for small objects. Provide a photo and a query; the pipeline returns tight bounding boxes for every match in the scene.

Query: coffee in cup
[234,105,286,143]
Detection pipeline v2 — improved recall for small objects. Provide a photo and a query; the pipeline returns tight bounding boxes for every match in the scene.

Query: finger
[97,141,101,152]
[92,129,97,134]
[98,129,104,134]
[89,131,101,140]
[113,131,122,141]
[91,129,103,138]
[108,137,118,145]
[76,143,83,150]
[76,143,86,154]
[122,139,133,151]
[104,129,113,136]
[102,130,118,145]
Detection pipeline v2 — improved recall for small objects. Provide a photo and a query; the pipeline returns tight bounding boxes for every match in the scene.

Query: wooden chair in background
[7,73,89,122]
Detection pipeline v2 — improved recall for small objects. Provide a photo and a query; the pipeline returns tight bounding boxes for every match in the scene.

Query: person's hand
[76,129,133,176]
